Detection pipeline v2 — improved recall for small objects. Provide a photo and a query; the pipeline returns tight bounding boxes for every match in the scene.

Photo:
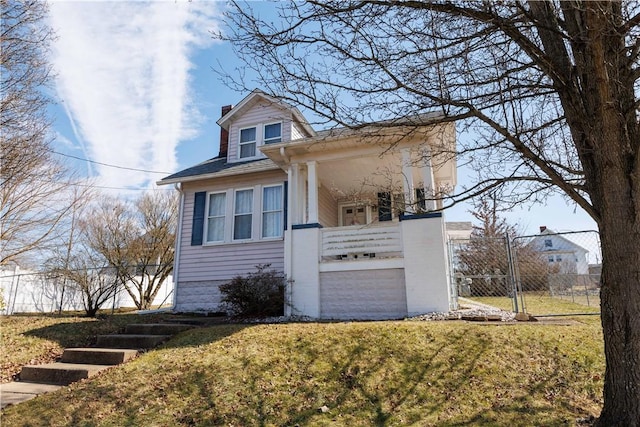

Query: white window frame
[238,126,257,160]
[233,188,254,241]
[263,122,282,145]
[261,184,284,239]
[204,191,227,244]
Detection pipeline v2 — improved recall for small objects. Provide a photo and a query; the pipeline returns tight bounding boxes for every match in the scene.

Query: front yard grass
[467,294,600,316]
[1,316,604,426]
[0,311,174,383]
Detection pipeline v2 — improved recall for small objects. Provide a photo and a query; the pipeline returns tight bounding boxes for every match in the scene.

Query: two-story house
[158,90,458,320]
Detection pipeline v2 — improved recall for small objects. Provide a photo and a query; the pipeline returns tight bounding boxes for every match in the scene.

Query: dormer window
[239,127,257,158]
[264,122,282,144]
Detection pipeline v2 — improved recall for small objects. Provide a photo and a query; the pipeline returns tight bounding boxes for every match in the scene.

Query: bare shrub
[219,264,285,317]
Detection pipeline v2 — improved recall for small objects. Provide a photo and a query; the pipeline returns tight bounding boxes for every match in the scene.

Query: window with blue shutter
[191,191,206,245]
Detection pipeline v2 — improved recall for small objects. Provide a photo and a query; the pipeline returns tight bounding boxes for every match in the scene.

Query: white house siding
[319,269,407,320]
[291,121,306,140]
[175,171,287,312]
[227,101,293,162]
[530,234,590,274]
[318,184,338,227]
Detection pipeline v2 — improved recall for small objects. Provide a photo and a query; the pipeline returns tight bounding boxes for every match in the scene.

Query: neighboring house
[528,226,590,274]
[158,90,458,320]
[445,222,473,241]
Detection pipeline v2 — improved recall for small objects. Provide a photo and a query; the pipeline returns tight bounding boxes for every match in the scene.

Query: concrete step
[61,348,139,365]
[0,382,63,408]
[96,334,171,349]
[19,363,112,385]
[124,323,194,335]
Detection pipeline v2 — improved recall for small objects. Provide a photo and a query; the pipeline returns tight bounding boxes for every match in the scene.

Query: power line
[51,150,173,174]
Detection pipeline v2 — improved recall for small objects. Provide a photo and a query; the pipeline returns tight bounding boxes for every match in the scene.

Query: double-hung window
[262,185,283,238]
[234,189,253,240]
[264,123,282,144]
[239,127,257,159]
[206,192,226,242]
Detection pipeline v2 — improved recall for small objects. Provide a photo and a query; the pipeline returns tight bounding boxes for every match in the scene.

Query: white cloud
[49,1,220,189]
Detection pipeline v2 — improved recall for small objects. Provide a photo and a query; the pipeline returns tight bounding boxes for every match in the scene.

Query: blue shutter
[283,181,288,230]
[378,192,391,221]
[191,191,206,246]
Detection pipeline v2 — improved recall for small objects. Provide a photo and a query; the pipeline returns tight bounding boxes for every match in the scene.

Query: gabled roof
[156,157,281,186]
[217,89,315,137]
[531,229,590,253]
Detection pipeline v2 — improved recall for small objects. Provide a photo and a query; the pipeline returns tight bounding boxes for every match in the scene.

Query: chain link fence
[449,229,601,316]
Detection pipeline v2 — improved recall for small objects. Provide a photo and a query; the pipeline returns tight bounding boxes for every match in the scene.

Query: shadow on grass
[20,313,191,348]
[3,321,599,426]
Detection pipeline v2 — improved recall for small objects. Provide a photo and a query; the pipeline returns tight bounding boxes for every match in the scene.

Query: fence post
[505,234,520,313]
[447,239,459,310]
[11,274,21,315]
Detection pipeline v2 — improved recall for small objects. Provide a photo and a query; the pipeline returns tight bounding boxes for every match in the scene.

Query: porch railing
[321,223,403,260]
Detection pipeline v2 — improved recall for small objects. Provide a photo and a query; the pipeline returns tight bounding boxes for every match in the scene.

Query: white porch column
[307,161,319,224]
[290,163,303,225]
[421,146,437,211]
[401,148,415,214]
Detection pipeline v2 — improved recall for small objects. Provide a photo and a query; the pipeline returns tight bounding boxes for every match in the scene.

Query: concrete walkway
[1,321,197,409]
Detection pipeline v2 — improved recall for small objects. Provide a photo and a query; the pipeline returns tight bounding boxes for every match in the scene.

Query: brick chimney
[539,226,547,233]
[218,105,233,158]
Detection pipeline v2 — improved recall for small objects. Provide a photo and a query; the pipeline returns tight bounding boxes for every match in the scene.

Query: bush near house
[219,264,285,317]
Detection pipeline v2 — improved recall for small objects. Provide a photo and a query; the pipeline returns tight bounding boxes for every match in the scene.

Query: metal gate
[449,230,601,316]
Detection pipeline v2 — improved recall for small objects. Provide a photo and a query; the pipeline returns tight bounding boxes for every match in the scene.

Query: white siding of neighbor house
[227,100,293,162]
[318,184,338,227]
[177,170,287,284]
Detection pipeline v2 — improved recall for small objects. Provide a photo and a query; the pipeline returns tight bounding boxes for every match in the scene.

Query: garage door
[320,269,407,320]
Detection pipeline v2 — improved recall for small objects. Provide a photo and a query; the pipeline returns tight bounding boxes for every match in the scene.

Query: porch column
[401,148,415,214]
[421,146,437,211]
[307,161,319,224]
[290,163,303,225]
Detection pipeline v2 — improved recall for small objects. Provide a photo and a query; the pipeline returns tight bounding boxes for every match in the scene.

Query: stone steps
[1,321,198,409]
[95,333,172,349]
[124,323,194,335]
[19,362,113,386]
[61,348,139,365]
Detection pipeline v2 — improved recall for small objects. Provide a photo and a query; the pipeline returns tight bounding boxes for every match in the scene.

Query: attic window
[544,239,553,248]
[264,122,282,144]
[239,127,257,158]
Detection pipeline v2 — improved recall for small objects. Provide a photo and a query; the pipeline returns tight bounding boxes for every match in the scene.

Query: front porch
[262,124,456,319]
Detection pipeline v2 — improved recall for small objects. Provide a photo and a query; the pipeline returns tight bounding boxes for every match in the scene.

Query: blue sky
[46,1,597,235]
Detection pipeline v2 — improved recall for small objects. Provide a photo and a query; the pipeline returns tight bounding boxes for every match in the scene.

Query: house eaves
[156,158,281,186]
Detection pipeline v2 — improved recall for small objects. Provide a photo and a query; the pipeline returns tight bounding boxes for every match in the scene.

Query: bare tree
[1,0,84,265]
[82,192,178,310]
[221,2,640,423]
[457,194,553,296]
[48,244,120,318]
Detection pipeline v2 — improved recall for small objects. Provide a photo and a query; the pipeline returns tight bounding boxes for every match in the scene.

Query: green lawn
[1,316,604,426]
[467,294,600,316]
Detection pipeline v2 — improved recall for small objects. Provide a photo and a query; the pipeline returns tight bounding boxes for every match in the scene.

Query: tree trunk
[554,4,640,423]
[596,207,640,426]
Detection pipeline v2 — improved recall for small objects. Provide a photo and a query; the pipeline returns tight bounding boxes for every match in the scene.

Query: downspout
[171,182,185,311]
[285,164,294,316]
